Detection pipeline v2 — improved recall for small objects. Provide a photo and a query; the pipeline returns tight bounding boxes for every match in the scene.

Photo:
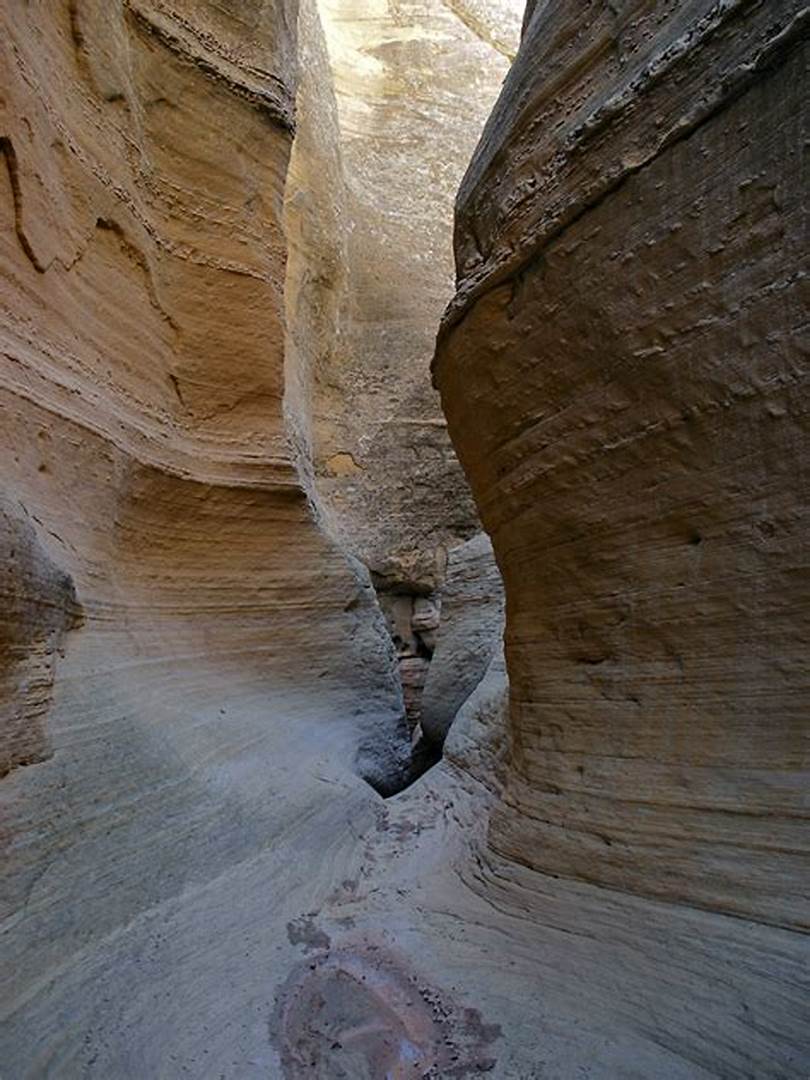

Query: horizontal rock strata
[3,1,809,1077]
[435,0,810,930]
[0,4,409,1068]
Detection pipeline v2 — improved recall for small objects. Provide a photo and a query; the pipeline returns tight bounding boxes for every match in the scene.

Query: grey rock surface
[2,2,809,1078]
[444,642,508,790]
[421,532,505,746]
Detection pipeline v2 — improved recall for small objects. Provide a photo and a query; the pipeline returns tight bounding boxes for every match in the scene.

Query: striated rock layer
[435,2,810,931]
[0,4,520,1075]
[3,1,810,1077]
[285,0,524,590]
[0,3,409,1068]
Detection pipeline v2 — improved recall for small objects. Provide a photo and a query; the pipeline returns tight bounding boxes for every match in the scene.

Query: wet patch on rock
[271,943,501,1078]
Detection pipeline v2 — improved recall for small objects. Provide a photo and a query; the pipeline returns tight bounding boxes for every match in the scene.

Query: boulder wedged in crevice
[373,587,439,733]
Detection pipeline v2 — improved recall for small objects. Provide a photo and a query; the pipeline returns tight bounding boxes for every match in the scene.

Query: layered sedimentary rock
[285,0,523,591]
[0,3,410,1068]
[376,591,440,733]
[0,498,83,778]
[0,4,531,1074]
[435,0,810,930]
[284,0,520,727]
[3,1,810,1077]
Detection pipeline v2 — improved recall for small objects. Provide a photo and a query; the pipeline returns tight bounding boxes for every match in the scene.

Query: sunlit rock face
[286,0,524,591]
[0,2,522,1074]
[0,3,411,1069]
[435,0,810,930]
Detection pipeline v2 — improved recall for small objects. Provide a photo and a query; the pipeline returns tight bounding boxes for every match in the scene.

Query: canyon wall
[286,0,522,592]
[0,3,518,1073]
[3,1,809,1076]
[284,0,517,729]
[435,0,810,930]
[0,3,413,1067]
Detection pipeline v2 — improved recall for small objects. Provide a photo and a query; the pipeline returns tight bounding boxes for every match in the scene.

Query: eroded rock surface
[377,592,440,734]
[435,0,810,932]
[0,1,408,1064]
[2,1,809,1078]
[0,497,82,777]
[443,644,508,791]
[421,532,504,748]
[285,0,524,591]
[272,944,501,1078]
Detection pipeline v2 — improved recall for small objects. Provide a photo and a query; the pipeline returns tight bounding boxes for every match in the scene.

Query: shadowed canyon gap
[1,2,809,1078]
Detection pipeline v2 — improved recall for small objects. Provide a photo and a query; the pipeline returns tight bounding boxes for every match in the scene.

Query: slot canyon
[1,1,808,1077]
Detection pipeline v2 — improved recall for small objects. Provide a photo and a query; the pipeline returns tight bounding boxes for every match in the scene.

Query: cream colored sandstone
[2,2,809,1077]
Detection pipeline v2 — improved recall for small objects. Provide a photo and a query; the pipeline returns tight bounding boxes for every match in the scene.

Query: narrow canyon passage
[1,3,809,1079]
[282,0,519,785]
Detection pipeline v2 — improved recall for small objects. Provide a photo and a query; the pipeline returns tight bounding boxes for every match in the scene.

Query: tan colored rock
[0,6,524,1071]
[435,0,810,930]
[0,3,408,1066]
[286,0,524,590]
[3,2,809,1077]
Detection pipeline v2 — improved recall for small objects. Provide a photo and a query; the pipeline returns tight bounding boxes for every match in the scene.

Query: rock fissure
[0,136,48,274]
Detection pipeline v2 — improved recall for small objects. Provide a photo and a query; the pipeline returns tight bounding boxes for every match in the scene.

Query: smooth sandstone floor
[4,724,808,1077]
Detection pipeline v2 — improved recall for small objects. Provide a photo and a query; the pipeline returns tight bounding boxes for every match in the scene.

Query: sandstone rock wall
[0,3,410,1056]
[4,3,809,1077]
[443,642,508,790]
[0,497,83,778]
[286,0,524,591]
[435,0,810,930]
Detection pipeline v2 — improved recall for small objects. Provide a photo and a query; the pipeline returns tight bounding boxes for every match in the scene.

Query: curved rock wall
[0,3,411,1060]
[435,0,810,929]
[4,2,809,1077]
[286,0,524,591]
[421,531,504,748]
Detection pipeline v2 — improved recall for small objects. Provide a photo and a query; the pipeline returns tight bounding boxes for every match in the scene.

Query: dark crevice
[362,735,442,800]
[363,579,445,797]
[0,137,47,273]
